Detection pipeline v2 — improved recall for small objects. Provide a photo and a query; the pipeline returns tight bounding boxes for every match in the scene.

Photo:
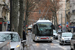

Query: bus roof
[28,24,32,28]
[36,20,52,23]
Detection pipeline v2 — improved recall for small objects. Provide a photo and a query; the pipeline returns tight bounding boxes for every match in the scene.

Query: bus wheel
[49,41,52,43]
[33,40,35,42]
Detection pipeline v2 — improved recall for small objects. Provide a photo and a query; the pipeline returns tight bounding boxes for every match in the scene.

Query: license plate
[66,41,70,42]
[41,38,46,39]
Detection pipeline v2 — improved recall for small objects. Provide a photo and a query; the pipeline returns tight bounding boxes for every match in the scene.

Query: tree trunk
[53,13,55,26]
[52,16,53,24]
[10,0,13,31]
[54,12,58,32]
[18,0,25,38]
[12,0,19,32]
[25,11,28,31]
[25,0,29,31]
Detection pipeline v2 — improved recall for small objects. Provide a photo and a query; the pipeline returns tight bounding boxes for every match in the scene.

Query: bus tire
[59,43,62,45]
[71,48,73,50]
[33,40,35,42]
[49,41,52,43]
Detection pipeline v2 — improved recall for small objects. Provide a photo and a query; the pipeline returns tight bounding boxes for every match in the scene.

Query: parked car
[70,33,75,50]
[53,30,58,39]
[59,32,72,45]
[0,31,23,50]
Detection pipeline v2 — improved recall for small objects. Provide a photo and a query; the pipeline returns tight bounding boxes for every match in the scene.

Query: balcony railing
[0,0,4,5]
[72,10,75,13]
[0,0,9,5]
[68,12,70,14]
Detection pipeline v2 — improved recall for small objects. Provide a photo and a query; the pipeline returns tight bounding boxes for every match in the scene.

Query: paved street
[25,33,70,50]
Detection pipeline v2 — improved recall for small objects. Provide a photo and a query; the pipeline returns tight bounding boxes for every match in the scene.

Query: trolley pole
[61,14,62,32]
[65,0,67,32]
[10,0,13,31]
[45,8,50,19]
[40,7,46,18]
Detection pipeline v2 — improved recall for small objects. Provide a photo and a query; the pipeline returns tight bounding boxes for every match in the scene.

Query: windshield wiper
[63,36,70,37]
[0,41,4,42]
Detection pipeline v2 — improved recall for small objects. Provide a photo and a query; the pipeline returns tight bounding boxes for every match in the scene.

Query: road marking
[46,48,48,50]
[41,46,50,48]
[50,43,54,46]
[50,43,70,50]
[56,40,59,42]
[32,43,70,50]
[51,46,57,48]
[43,44,48,46]
[32,44,36,46]
[58,46,67,50]
[50,44,59,48]
[56,44,67,50]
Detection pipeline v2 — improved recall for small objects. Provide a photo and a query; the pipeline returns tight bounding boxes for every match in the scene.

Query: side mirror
[21,40,26,48]
[21,40,26,43]
[71,38,74,39]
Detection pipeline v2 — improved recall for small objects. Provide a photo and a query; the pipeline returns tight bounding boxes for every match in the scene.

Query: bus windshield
[37,22,53,36]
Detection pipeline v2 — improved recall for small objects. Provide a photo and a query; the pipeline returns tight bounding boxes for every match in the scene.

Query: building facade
[66,0,70,23]
[69,0,75,32]
[57,0,66,26]
[70,0,75,22]
[0,0,10,31]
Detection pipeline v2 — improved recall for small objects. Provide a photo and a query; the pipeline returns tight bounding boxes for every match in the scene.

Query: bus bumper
[34,36,53,41]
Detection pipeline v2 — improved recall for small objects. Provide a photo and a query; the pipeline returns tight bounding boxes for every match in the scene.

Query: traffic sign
[66,25,69,27]
[39,10,41,14]
[66,22,68,24]
[60,24,61,26]
[69,26,75,28]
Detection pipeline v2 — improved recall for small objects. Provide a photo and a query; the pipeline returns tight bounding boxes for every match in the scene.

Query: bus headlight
[37,37,39,39]
[50,37,53,39]
[62,38,64,40]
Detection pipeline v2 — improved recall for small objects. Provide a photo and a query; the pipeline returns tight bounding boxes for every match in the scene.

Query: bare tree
[11,0,19,32]
[25,0,35,30]
[49,0,60,32]
[18,0,25,38]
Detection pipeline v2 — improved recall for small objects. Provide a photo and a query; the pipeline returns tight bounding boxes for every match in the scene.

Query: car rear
[59,32,72,45]
[60,37,71,44]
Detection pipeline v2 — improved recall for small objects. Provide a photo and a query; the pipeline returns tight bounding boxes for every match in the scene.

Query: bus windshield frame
[35,22,53,36]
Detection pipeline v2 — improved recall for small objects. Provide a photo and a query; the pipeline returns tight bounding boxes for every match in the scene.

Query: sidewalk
[24,32,33,50]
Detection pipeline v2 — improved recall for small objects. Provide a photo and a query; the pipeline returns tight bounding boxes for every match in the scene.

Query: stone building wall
[0,0,10,31]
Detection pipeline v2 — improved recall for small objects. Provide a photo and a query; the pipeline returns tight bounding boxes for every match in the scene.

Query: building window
[72,10,75,13]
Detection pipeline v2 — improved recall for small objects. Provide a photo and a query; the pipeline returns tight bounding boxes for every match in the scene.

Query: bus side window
[33,25,35,34]
[35,25,38,34]
[33,25,37,34]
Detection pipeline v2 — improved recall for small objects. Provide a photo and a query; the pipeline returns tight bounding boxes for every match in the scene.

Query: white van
[59,32,72,45]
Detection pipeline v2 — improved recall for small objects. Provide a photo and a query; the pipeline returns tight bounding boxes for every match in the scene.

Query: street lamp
[10,0,12,31]
[65,0,67,32]
[51,0,54,2]
[61,14,62,32]
[33,2,35,4]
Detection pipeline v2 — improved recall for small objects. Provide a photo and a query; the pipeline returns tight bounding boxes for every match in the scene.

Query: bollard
[21,40,26,50]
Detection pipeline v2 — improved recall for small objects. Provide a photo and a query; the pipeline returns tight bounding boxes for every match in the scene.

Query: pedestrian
[68,28,71,32]
[13,29,14,31]
[8,28,10,31]
[23,29,26,40]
